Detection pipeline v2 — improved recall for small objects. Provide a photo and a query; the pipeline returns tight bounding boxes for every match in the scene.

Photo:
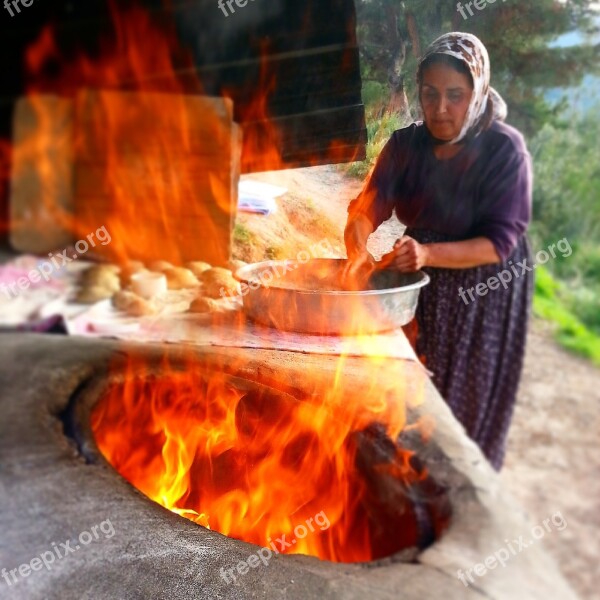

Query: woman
[344,32,533,470]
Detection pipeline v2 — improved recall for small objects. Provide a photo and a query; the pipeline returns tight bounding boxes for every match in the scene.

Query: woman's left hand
[385,236,430,272]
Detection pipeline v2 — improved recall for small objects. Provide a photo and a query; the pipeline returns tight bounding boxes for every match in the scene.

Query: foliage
[345,111,406,178]
[527,108,600,343]
[233,223,254,245]
[529,110,600,259]
[265,246,283,260]
[534,267,600,365]
[356,0,600,135]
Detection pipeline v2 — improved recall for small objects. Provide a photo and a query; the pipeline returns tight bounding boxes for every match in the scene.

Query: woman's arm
[344,133,402,261]
[389,235,501,272]
[343,214,378,277]
[344,213,375,259]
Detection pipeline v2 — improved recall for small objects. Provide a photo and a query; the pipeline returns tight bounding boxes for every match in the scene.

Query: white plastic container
[131,272,167,299]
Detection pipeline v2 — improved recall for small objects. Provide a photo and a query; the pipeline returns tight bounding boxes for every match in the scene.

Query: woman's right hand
[343,214,377,287]
[349,248,377,269]
[342,249,377,288]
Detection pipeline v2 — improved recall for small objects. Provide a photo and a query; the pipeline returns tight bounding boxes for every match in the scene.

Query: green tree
[529,109,600,279]
[356,0,600,135]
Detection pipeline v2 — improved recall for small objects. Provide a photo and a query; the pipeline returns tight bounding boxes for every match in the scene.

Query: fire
[4,4,363,259]
[225,39,365,174]
[7,6,237,266]
[91,350,432,563]
[4,3,437,562]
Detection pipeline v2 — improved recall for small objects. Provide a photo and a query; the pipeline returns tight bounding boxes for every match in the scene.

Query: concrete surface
[0,334,579,599]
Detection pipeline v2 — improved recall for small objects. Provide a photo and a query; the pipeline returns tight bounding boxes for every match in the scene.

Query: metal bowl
[235,258,430,336]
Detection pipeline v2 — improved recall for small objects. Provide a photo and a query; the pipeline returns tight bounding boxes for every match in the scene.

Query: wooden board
[73,90,239,267]
[9,96,76,254]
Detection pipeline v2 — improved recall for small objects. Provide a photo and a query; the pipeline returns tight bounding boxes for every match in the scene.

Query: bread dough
[148,260,174,273]
[185,261,212,278]
[200,267,240,298]
[188,296,220,313]
[203,279,240,299]
[124,260,145,272]
[80,266,121,293]
[163,267,199,290]
[119,261,147,285]
[76,265,121,304]
[199,267,232,284]
[112,290,157,316]
[75,285,115,304]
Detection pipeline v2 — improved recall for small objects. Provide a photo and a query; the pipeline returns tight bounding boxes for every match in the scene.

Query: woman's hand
[344,249,377,273]
[342,249,377,288]
[349,249,377,269]
[383,236,501,271]
[386,236,430,272]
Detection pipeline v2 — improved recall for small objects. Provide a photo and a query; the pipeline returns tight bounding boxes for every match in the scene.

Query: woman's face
[420,62,474,142]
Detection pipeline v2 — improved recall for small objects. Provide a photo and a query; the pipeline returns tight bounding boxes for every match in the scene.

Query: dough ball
[119,261,146,285]
[124,260,145,272]
[185,261,212,278]
[203,273,240,299]
[112,290,156,317]
[81,266,121,293]
[199,267,232,284]
[188,296,220,314]
[148,260,174,273]
[75,286,114,304]
[163,267,199,290]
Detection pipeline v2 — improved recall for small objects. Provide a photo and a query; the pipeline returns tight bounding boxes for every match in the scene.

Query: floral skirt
[404,227,534,470]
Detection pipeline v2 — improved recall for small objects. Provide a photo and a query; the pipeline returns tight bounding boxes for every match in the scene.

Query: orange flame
[91,350,433,563]
[3,4,436,563]
[9,6,236,266]
[233,41,365,173]
[4,4,363,258]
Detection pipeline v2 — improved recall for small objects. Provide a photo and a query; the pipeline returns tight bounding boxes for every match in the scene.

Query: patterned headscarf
[417,32,507,145]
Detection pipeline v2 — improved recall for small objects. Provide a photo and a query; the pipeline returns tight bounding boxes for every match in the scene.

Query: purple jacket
[348,121,533,261]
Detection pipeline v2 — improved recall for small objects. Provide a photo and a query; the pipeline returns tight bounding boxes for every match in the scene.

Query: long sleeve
[347,134,401,230]
[472,150,533,261]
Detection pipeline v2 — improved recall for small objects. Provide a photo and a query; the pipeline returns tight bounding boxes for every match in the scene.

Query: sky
[546,13,600,114]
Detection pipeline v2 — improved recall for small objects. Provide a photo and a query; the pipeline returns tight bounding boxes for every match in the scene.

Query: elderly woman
[345,32,533,470]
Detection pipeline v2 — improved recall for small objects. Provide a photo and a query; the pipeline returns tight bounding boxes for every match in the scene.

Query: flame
[3,4,364,257]
[234,41,365,173]
[3,3,437,562]
[6,6,236,266]
[92,349,433,563]
[3,7,233,264]
[232,41,284,174]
